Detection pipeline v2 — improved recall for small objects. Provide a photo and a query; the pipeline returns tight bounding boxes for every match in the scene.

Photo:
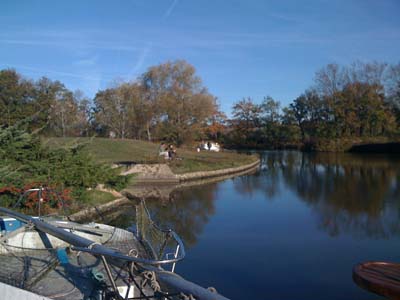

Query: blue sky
[1,0,399,114]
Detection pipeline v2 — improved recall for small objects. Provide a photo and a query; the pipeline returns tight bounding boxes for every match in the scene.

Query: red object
[353,261,400,300]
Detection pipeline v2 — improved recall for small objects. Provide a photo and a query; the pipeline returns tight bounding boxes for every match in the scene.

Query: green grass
[44,137,159,163]
[167,149,258,173]
[44,137,259,174]
[67,189,118,214]
[79,190,117,205]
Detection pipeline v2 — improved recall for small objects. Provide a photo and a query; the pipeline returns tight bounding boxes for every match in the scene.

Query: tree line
[0,60,217,146]
[225,61,400,150]
[0,69,91,137]
[1,60,399,150]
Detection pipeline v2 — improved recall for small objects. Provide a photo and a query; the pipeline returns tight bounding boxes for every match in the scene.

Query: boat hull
[0,220,134,255]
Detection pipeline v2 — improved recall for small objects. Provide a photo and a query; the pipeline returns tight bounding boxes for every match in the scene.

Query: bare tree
[314,64,346,97]
[48,84,77,137]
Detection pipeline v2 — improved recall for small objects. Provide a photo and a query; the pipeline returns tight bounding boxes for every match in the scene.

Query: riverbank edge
[225,138,400,153]
[176,158,260,181]
[121,157,260,183]
[70,159,260,221]
[69,197,130,222]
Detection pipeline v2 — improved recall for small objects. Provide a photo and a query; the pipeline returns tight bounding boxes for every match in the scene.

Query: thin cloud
[268,12,302,23]
[163,0,179,19]
[1,39,68,47]
[123,0,179,80]
[127,43,152,79]
[3,64,101,81]
[2,63,104,97]
[74,56,99,67]
[0,38,141,52]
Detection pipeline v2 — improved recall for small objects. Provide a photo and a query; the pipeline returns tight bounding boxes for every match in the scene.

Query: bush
[0,125,127,206]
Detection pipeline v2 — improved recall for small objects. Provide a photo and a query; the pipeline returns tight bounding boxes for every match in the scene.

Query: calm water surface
[110,151,400,300]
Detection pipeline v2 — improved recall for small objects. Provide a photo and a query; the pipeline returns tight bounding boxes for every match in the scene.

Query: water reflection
[104,183,218,248]
[101,152,400,300]
[254,152,400,238]
[147,185,217,247]
[106,151,400,247]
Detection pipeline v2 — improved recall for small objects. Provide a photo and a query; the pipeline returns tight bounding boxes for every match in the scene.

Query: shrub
[0,125,127,206]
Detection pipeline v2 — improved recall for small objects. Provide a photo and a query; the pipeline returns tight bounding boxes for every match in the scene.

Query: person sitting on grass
[168,144,177,160]
[159,142,169,159]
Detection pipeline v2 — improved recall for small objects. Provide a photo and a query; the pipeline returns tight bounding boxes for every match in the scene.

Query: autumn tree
[385,63,400,126]
[347,61,387,86]
[93,81,160,140]
[32,77,61,130]
[0,70,81,136]
[260,96,280,124]
[92,61,217,144]
[286,90,324,141]
[141,60,217,145]
[311,62,399,139]
[228,97,262,147]
[41,80,79,137]
[314,63,348,98]
[258,96,283,146]
[231,97,261,132]
[0,69,35,127]
[337,82,395,136]
[204,109,227,141]
[72,90,92,136]
[93,83,136,139]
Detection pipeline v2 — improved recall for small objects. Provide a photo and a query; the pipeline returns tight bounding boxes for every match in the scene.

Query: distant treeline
[1,60,399,150]
[225,61,400,151]
[0,60,216,145]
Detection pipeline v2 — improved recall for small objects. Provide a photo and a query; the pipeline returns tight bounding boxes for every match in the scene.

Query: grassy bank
[68,190,118,213]
[44,137,259,174]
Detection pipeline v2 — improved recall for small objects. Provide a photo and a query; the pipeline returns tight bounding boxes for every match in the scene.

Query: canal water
[109,151,400,300]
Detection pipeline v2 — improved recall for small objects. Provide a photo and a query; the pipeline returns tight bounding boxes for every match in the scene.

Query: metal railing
[12,187,67,217]
[136,199,185,270]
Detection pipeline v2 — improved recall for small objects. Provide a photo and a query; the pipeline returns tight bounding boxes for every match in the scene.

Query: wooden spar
[353,261,400,300]
[0,207,230,300]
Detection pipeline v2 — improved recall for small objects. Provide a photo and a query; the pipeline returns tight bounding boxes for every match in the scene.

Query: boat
[0,188,229,300]
[353,261,400,299]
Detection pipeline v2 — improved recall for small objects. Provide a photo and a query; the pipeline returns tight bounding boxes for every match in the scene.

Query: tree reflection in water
[105,151,400,251]
[240,151,400,238]
[104,184,218,249]
[232,151,285,199]
[146,186,216,247]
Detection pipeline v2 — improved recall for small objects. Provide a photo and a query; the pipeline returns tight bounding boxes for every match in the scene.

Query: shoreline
[70,159,260,221]
[121,158,260,184]
[176,159,260,181]
[225,140,400,153]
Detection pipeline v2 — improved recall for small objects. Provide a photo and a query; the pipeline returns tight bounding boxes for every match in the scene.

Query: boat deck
[0,250,152,299]
[0,224,154,299]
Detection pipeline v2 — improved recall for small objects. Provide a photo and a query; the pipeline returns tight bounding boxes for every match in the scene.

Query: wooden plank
[353,261,400,300]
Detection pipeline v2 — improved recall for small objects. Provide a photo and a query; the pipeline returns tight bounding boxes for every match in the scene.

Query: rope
[141,270,161,293]
[128,248,139,257]
[87,242,101,250]
[179,292,196,300]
